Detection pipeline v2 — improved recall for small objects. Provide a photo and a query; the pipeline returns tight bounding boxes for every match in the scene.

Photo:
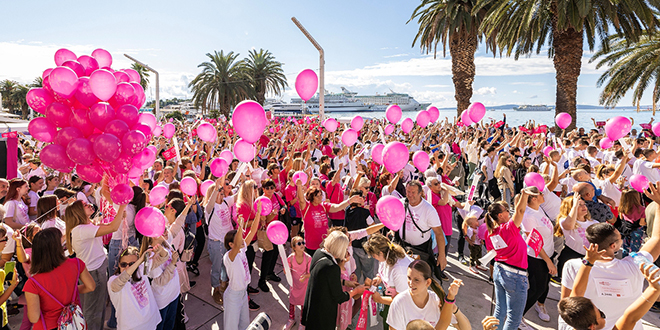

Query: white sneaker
[518,318,534,330]
[284,319,296,330]
[535,303,550,322]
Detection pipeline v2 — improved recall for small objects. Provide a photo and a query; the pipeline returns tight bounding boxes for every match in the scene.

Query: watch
[582,259,594,267]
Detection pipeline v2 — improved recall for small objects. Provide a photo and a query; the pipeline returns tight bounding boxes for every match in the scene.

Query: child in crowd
[286,236,311,330]
[619,189,646,256]
[463,216,487,273]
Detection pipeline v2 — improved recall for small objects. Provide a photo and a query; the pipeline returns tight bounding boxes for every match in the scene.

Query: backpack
[31,259,86,330]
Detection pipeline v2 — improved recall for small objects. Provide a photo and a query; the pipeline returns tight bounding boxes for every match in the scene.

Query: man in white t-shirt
[633,149,660,183]
[559,185,660,330]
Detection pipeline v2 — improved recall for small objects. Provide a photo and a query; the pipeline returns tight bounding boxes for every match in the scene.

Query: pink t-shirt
[489,220,528,269]
[431,192,453,236]
[302,202,331,250]
[284,184,302,218]
[622,205,646,223]
[326,182,345,220]
[236,202,257,242]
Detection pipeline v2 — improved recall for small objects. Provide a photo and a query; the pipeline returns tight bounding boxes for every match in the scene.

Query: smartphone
[4,261,15,275]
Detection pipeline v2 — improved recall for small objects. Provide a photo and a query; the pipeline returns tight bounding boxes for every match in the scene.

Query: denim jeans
[493,263,529,330]
[500,188,512,206]
[80,259,108,330]
[156,295,179,330]
[207,239,228,287]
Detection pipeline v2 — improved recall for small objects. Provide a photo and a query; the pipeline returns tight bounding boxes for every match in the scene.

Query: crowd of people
[1,112,660,330]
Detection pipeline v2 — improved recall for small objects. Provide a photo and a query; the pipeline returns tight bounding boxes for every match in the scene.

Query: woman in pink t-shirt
[294,178,362,256]
[485,189,530,330]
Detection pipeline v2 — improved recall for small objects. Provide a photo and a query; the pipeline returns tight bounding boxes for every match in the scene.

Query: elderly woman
[301,231,366,330]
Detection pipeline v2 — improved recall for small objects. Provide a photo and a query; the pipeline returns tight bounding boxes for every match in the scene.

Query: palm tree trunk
[552,12,582,132]
[450,31,478,116]
[653,85,657,116]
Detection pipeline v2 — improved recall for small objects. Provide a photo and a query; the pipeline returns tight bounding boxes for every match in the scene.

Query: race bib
[593,278,633,298]
[490,235,508,250]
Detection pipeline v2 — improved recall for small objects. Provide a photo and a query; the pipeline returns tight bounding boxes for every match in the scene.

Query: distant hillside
[435,104,649,111]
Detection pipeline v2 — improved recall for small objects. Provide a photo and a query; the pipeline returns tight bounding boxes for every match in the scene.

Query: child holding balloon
[286,236,311,330]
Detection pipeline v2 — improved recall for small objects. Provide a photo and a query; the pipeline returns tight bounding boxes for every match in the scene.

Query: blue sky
[0,0,652,109]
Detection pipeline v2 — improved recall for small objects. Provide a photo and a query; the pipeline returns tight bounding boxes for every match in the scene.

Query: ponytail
[485,213,498,234]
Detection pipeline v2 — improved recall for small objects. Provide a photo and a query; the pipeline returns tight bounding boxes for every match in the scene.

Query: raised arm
[169,196,196,238]
[560,194,581,232]
[96,204,127,237]
[329,194,363,213]
[512,189,529,227]
[616,264,660,330]
[570,244,611,298]
[641,182,660,260]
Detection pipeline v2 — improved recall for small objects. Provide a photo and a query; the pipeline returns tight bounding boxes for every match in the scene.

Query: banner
[526,228,544,257]
[356,290,375,330]
[162,147,177,160]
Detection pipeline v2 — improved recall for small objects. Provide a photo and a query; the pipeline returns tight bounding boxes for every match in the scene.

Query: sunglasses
[119,261,136,268]
[295,241,305,247]
[265,186,275,190]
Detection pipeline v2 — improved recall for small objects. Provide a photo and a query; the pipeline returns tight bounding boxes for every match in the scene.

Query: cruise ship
[513,104,552,111]
[348,88,431,111]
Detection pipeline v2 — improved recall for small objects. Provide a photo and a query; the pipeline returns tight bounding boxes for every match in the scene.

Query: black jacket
[301,249,350,330]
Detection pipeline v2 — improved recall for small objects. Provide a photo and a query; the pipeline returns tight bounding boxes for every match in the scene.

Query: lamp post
[123,54,160,119]
[291,17,324,120]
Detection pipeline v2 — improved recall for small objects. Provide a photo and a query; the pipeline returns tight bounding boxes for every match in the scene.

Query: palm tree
[244,49,288,105]
[475,0,659,131]
[592,31,660,115]
[10,84,29,119]
[0,80,18,113]
[131,63,150,91]
[30,77,43,88]
[188,51,251,118]
[409,0,494,115]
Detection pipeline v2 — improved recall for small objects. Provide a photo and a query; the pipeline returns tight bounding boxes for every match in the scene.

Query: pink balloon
[131,83,146,108]
[45,102,72,128]
[630,174,650,192]
[323,118,339,132]
[76,164,103,183]
[89,69,117,101]
[197,122,217,143]
[105,119,129,139]
[232,100,267,143]
[134,148,156,169]
[91,49,113,68]
[68,108,94,137]
[234,139,255,162]
[401,118,414,134]
[66,138,95,165]
[26,88,54,115]
[427,106,440,122]
[372,144,385,165]
[382,141,409,174]
[416,110,430,128]
[133,123,152,139]
[138,113,157,131]
[555,112,572,129]
[40,144,74,172]
[55,127,83,147]
[253,196,273,216]
[376,195,405,231]
[524,172,546,191]
[653,123,660,137]
[351,116,364,131]
[294,69,318,101]
[468,102,486,122]
[599,137,613,149]
[200,180,214,197]
[135,207,167,237]
[412,151,430,172]
[61,60,84,78]
[54,48,77,66]
[115,83,136,106]
[384,124,394,135]
[42,75,53,95]
[542,146,554,158]
[386,105,402,124]
[28,117,57,142]
[42,68,53,80]
[115,104,139,127]
[219,149,234,164]
[122,130,147,156]
[89,102,115,130]
[123,69,141,83]
[114,71,130,84]
[210,158,229,177]
[152,125,163,137]
[341,129,358,147]
[461,110,474,125]
[163,123,176,139]
[111,154,133,174]
[266,221,289,245]
[94,133,122,163]
[180,177,198,196]
[150,186,169,206]
[75,77,99,107]
[127,165,142,179]
[292,171,308,185]
[49,66,79,98]
[77,55,99,76]
[605,116,632,141]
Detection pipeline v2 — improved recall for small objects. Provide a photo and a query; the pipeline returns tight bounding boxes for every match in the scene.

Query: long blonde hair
[494,155,510,179]
[292,158,304,172]
[554,196,591,237]
[237,179,257,208]
[620,189,642,216]
[64,201,89,254]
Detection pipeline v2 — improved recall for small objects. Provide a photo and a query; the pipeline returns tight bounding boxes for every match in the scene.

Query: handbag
[179,227,196,263]
[257,225,274,251]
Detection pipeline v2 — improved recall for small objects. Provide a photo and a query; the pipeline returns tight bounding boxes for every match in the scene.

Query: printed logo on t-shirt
[241,255,250,283]
[539,216,552,230]
[405,212,422,235]
[312,210,328,229]
[131,280,149,308]
[576,226,589,248]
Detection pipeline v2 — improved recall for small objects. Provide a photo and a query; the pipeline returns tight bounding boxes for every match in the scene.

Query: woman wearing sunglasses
[108,246,170,330]
[258,179,286,292]
[285,236,311,330]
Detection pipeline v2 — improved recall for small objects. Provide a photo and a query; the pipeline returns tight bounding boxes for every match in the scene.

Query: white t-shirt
[521,207,554,259]
[39,217,66,235]
[540,186,561,222]
[382,186,403,199]
[481,157,494,180]
[559,218,598,255]
[207,195,236,241]
[378,255,413,296]
[28,191,39,221]
[111,204,136,241]
[398,199,441,246]
[4,199,30,226]
[637,160,660,183]
[148,249,180,309]
[107,266,161,330]
[559,253,649,330]
[1,224,14,256]
[71,224,107,271]
[387,289,441,330]
[157,180,179,190]
[597,179,621,207]
[224,247,251,292]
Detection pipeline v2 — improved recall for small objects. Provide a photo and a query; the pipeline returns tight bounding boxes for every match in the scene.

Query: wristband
[444,297,455,304]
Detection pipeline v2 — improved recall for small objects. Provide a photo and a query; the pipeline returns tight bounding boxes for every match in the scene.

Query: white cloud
[512,90,519,94]
[424,84,450,88]
[474,87,497,95]
[384,54,410,58]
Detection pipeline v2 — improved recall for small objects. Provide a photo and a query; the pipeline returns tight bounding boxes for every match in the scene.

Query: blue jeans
[157,295,179,330]
[207,239,228,287]
[493,263,529,330]
[500,188,512,206]
[107,237,139,329]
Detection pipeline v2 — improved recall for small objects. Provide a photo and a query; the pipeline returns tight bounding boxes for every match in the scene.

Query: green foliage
[165,110,185,121]
[131,63,150,91]
[244,49,288,105]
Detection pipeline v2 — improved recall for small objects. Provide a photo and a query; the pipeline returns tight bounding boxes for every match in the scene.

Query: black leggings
[192,225,206,265]
[557,245,584,280]
[524,256,550,314]
[260,246,279,281]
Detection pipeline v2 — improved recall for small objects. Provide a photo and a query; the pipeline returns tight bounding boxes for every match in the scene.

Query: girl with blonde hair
[555,194,597,278]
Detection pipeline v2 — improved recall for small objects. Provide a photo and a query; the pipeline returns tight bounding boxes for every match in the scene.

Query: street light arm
[124,54,160,120]
[291,17,325,120]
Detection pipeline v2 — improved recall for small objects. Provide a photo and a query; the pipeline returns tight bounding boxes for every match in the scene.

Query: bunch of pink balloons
[26,48,158,185]
[459,102,486,125]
